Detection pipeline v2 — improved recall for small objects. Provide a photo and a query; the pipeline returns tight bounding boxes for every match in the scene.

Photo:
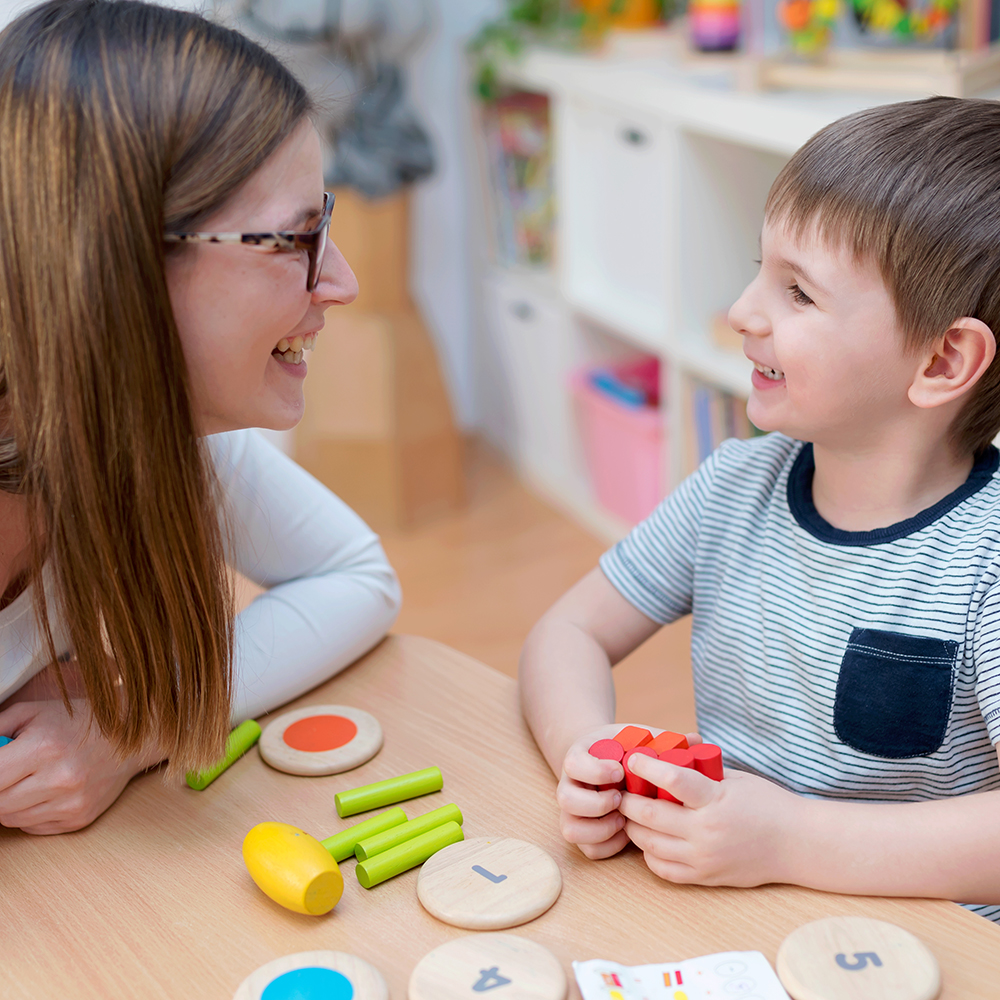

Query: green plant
[467,1,587,100]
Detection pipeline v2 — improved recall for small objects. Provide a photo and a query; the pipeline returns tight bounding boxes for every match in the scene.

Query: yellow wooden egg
[242,822,344,915]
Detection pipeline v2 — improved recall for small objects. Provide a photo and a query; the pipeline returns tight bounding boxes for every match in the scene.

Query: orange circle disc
[282,715,358,753]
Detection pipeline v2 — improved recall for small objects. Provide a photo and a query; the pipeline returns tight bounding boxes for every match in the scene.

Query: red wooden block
[656,748,695,804]
[614,726,653,753]
[588,739,625,763]
[589,738,626,791]
[647,730,689,754]
[622,746,658,797]
[690,743,724,781]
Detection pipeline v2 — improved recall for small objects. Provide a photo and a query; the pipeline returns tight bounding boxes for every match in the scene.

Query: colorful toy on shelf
[185,719,261,790]
[776,0,841,55]
[851,0,957,40]
[589,726,724,804]
[258,704,383,777]
[689,0,742,51]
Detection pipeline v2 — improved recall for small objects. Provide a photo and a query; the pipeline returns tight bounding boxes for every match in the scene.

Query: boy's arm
[789,757,1000,902]
[519,566,660,774]
[620,752,1000,904]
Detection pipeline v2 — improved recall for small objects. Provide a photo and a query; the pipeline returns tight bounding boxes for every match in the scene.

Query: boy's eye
[788,283,813,306]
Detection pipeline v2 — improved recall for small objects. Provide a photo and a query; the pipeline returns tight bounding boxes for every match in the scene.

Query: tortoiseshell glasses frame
[164,192,335,292]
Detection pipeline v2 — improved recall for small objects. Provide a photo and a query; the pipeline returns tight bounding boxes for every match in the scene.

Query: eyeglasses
[164,191,335,292]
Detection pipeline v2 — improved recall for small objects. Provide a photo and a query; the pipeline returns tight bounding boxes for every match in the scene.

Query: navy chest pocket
[834,628,957,758]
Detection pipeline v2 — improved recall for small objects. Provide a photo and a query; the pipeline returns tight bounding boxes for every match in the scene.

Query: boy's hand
[619,753,799,887]
[557,725,701,861]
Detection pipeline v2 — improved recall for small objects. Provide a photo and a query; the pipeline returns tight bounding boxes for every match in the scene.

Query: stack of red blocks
[589,726,724,804]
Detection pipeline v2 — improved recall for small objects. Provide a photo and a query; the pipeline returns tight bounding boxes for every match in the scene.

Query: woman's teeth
[272,332,317,365]
[754,361,784,381]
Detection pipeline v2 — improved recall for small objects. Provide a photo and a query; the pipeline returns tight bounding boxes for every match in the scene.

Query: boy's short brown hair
[766,96,1000,456]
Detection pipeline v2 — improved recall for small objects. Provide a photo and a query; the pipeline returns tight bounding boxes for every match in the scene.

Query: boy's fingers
[623,818,689,861]
[578,828,630,860]
[557,778,622,818]
[624,754,721,810]
[684,732,703,747]
[564,747,623,786]
[561,809,625,847]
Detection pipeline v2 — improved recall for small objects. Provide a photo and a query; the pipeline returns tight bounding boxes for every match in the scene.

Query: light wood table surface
[4,634,999,998]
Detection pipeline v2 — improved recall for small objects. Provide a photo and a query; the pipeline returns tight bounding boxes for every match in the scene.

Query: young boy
[520,96,1000,922]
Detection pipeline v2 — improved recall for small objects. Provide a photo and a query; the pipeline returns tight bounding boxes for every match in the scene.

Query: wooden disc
[776,916,941,1000]
[416,837,562,930]
[408,933,566,1000]
[233,950,388,1000]
[259,705,382,776]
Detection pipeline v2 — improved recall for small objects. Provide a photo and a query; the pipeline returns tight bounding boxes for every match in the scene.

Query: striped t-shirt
[600,433,1000,921]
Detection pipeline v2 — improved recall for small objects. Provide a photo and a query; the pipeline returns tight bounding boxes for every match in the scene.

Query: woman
[0,0,401,833]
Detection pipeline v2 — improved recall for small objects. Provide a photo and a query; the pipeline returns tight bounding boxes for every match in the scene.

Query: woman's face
[165,120,358,435]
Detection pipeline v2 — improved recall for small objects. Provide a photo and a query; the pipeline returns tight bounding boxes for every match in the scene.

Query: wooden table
[4,635,999,998]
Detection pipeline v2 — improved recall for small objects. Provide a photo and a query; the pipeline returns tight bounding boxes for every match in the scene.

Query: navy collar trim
[787,442,1000,546]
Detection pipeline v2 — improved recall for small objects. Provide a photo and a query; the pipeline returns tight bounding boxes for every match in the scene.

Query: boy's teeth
[754,361,784,381]
[274,348,304,364]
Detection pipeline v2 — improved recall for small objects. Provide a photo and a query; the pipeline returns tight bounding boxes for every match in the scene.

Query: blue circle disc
[261,967,354,1000]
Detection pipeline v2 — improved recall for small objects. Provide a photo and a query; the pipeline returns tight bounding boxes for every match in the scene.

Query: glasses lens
[308,228,328,291]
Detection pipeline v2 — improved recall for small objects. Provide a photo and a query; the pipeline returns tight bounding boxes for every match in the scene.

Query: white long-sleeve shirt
[0,429,401,718]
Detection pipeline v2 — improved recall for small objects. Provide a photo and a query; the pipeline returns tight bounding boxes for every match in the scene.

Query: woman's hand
[0,662,162,834]
[618,753,800,887]
[0,696,161,834]
[557,724,701,861]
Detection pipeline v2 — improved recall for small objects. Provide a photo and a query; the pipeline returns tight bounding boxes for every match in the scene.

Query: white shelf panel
[564,291,668,356]
[667,331,752,397]
[505,48,893,158]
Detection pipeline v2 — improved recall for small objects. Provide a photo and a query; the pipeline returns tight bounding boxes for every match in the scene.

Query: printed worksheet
[573,951,790,1000]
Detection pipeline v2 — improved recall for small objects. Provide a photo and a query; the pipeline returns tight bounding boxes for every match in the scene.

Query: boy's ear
[908,317,996,410]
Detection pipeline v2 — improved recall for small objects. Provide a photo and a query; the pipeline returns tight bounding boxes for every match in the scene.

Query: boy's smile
[729,220,917,450]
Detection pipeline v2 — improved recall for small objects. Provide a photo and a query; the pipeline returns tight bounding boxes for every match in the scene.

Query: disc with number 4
[409,934,566,1000]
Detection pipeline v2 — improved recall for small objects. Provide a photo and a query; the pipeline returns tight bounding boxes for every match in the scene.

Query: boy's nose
[728,283,768,341]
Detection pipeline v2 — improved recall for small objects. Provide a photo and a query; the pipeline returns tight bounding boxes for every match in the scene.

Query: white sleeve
[207,430,402,722]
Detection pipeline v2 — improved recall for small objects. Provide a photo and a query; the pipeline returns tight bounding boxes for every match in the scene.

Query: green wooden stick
[320,807,408,862]
[185,719,261,790]
[355,820,463,889]
[355,803,463,861]
[334,766,443,818]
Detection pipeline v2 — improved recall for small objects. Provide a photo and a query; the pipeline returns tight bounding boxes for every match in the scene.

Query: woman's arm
[210,430,401,721]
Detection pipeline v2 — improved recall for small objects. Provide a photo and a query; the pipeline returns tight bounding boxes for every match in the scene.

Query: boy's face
[729,219,918,448]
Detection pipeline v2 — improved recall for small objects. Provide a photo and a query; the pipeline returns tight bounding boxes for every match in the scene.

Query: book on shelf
[479,91,555,269]
[682,375,761,477]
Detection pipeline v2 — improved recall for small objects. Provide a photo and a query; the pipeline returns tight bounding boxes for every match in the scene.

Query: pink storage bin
[572,359,664,525]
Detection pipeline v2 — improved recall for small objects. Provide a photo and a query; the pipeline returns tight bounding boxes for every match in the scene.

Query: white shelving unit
[472,47,908,542]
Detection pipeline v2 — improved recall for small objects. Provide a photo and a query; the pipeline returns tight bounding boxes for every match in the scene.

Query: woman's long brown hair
[0,0,310,772]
